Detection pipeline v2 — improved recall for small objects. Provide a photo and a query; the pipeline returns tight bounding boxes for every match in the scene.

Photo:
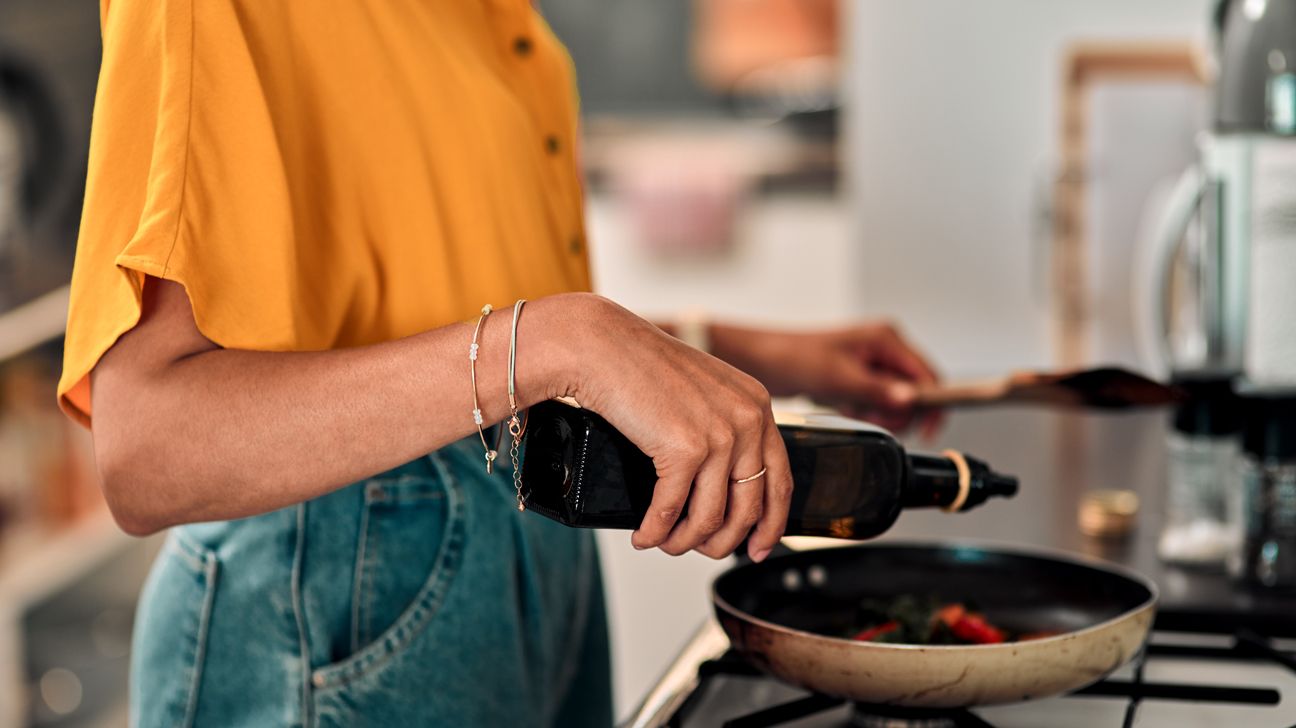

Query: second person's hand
[710,320,944,437]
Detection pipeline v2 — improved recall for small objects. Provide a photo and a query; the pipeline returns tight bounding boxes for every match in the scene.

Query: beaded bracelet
[469,304,500,474]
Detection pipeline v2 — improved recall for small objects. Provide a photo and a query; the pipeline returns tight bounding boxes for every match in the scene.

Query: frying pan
[712,541,1157,708]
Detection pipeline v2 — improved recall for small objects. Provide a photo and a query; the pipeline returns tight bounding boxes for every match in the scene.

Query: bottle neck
[901,451,1019,512]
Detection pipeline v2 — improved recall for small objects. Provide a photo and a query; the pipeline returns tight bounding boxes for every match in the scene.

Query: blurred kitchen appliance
[0,55,62,293]
[1233,389,1296,589]
[1157,373,1244,568]
[0,0,101,311]
[1140,0,1296,385]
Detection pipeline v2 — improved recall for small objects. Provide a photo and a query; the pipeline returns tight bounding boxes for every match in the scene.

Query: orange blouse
[59,0,591,425]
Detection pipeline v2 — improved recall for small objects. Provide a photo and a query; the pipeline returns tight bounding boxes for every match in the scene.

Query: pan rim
[712,537,1159,653]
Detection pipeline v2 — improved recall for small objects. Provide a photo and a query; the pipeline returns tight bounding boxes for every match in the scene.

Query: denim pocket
[311,455,467,688]
[130,529,219,728]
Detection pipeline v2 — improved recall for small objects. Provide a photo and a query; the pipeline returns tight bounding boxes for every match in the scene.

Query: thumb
[847,372,916,410]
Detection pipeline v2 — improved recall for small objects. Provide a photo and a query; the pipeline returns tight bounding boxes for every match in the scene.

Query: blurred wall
[844,0,1213,376]
[542,0,725,115]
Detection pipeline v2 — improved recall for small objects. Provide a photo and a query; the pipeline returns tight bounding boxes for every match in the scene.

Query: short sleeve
[59,0,298,426]
[59,0,595,427]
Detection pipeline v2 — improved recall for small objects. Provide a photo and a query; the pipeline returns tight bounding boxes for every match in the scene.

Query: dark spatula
[914,366,1185,410]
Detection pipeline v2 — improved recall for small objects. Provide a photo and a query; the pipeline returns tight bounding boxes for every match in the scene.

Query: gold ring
[731,466,767,484]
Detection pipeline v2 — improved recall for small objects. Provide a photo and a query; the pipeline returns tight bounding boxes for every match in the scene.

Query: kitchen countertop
[860,406,1296,637]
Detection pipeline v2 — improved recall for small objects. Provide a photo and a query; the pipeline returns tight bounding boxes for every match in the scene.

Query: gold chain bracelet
[507,299,529,511]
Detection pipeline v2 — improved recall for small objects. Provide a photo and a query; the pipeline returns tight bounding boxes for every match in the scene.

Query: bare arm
[92,278,792,563]
[92,279,574,533]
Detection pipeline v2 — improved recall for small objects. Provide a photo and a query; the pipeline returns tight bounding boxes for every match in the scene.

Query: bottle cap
[1240,389,1296,460]
[1169,372,1243,437]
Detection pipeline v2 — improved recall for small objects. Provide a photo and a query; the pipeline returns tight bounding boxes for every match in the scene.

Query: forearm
[93,294,579,533]
[93,281,794,560]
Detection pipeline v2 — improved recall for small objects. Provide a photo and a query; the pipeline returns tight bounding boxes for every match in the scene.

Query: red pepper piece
[852,620,900,642]
[934,603,966,628]
[950,613,1006,644]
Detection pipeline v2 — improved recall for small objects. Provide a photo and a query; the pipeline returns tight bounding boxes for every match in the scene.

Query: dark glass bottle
[520,400,1018,539]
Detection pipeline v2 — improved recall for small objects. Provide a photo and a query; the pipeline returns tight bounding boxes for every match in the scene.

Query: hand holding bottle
[540,294,794,562]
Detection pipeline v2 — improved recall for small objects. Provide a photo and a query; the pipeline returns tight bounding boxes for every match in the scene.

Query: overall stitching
[166,528,208,572]
[309,453,468,689]
[349,490,372,653]
[352,476,448,650]
[169,529,220,728]
[291,504,312,727]
[550,531,593,723]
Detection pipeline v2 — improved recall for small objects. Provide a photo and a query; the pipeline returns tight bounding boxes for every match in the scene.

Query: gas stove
[624,411,1296,728]
[625,622,1296,728]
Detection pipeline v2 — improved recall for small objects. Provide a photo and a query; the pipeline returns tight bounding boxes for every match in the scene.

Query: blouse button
[569,237,583,255]
[513,37,533,56]
[544,135,561,155]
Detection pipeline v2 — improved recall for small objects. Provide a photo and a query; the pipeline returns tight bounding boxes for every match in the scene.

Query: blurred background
[0,0,1228,724]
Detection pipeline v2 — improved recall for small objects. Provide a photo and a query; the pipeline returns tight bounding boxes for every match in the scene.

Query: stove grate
[718,694,841,728]
[686,629,1291,728]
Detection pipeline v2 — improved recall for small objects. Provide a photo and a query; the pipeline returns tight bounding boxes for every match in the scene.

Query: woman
[59,2,938,726]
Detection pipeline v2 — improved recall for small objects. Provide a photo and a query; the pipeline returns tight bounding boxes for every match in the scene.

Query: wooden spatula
[913,367,1184,410]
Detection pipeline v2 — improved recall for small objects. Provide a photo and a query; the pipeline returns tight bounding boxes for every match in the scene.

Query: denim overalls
[129,435,613,727]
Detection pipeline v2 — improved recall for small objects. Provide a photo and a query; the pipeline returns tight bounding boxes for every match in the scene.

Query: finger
[697,439,766,560]
[919,407,947,441]
[746,418,792,562]
[631,471,692,550]
[844,370,917,411]
[848,404,913,433]
[874,326,940,385]
[836,399,913,433]
[632,441,706,549]
[657,448,732,556]
[870,410,916,434]
[834,401,875,424]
